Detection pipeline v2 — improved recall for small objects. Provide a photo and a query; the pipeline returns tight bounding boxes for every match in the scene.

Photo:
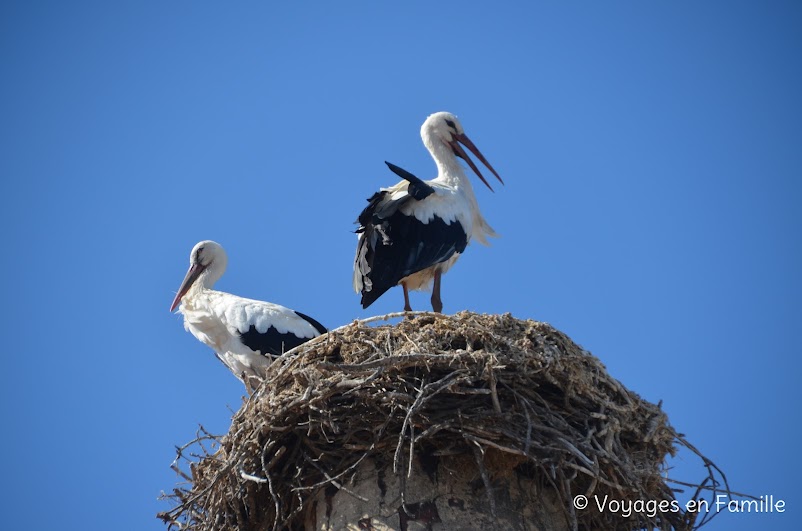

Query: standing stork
[353,111,504,312]
[170,240,327,391]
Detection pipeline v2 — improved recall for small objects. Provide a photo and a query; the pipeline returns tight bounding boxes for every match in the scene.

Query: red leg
[430,269,443,313]
[402,282,412,312]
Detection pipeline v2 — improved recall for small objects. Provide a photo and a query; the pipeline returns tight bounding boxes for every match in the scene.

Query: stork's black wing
[354,164,467,309]
[238,312,326,357]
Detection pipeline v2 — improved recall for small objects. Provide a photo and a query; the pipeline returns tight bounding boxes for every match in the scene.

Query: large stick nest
[159,312,726,530]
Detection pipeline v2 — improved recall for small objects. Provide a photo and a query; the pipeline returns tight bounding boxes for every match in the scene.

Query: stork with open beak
[171,240,327,391]
[353,111,504,312]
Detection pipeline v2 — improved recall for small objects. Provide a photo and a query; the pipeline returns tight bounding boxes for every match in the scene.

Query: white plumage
[171,240,326,391]
[353,111,503,312]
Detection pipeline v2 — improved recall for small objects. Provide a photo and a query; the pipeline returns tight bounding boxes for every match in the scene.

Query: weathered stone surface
[307,454,569,531]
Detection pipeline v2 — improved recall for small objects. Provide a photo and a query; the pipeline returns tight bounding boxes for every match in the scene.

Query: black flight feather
[385,161,434,200]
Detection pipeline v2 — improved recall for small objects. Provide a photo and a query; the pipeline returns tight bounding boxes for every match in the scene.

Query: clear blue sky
[1,2,799,529]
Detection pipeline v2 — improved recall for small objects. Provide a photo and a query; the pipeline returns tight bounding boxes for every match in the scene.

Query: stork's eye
[445,119,456,129]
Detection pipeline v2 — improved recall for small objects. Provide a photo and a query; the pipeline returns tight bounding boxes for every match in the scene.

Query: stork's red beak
[450,133,504,191]
[170,262,205,312]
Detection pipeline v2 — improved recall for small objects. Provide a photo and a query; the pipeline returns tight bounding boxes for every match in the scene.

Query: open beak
[449,133,504,192]
[170,262,205,312]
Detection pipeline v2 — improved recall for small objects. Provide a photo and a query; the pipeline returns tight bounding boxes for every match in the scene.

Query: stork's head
[421,111,504,191]
[170,240,228,311]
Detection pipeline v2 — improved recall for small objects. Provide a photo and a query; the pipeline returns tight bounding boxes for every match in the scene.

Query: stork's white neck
[185,262,224,304]
[202,264,224,290]
[424,135,471,190]
[182,269,221,312]
[185,278,209,305]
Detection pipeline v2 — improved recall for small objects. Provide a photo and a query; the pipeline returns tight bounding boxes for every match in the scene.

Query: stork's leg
[402,282,412,312]
[430,269,443,313]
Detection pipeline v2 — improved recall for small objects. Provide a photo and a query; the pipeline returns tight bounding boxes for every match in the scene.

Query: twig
[487,364,502,414]
[239,470,268,483]
[301,454,370,502]
[468,438,497,518]
[463,434,526,456]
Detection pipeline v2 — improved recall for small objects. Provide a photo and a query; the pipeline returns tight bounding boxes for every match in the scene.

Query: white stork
[170,240,327,391]
[353,111,503,312]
